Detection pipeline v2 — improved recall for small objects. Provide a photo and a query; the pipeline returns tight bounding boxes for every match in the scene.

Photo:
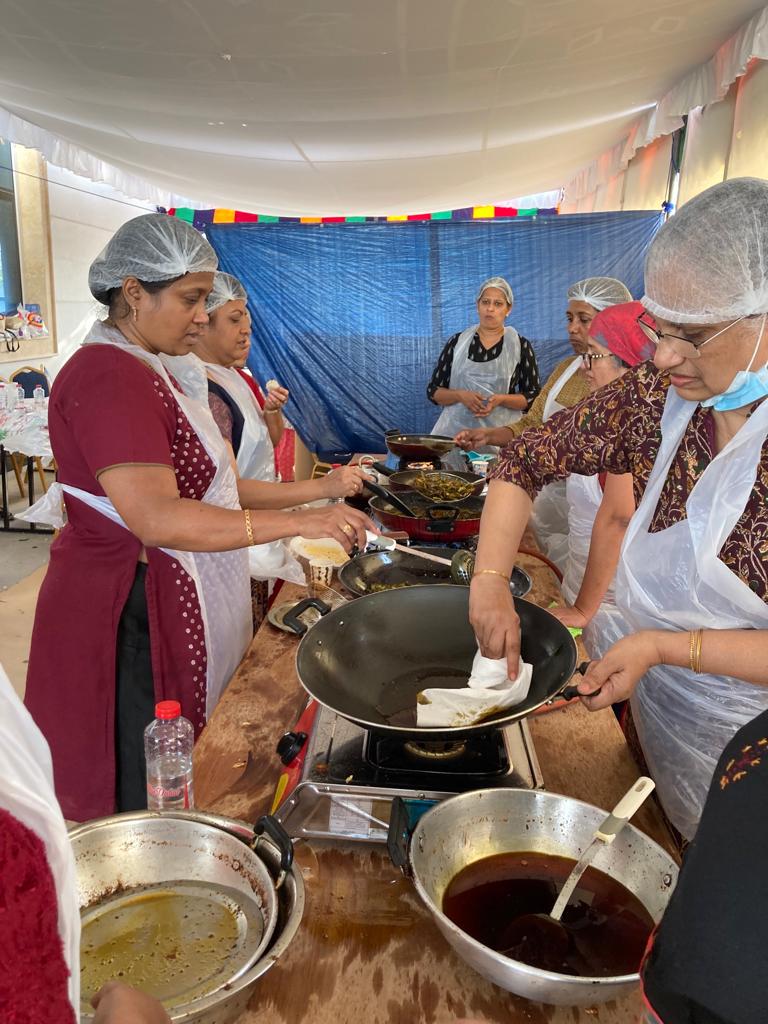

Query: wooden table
[194,549,674,1024]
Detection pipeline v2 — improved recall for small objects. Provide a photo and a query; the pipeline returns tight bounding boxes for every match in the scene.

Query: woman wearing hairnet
[189,270,369,625]
[456,276,632,568]
[21,213,374,822]
[428,277,541,436]
[553,303,655,658]
[470,177,768,842]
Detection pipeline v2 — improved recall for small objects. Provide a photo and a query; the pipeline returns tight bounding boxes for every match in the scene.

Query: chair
[8,365,52,494]
[0,375,26,497]
[9,364,50,398]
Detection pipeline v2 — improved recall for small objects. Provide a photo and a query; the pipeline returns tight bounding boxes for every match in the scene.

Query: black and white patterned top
[427,330,541,405]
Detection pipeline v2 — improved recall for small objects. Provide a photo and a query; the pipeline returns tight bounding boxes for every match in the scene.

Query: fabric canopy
[0,0,764,215]
[207,211,662,453]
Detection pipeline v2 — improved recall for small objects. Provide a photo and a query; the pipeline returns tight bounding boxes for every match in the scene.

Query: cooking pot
[389,788,678,1006]
[385,432,457,460]
[368,492,484,543]
[295,585,577,740]
[338,547,531,598]
[70,811,304,1023]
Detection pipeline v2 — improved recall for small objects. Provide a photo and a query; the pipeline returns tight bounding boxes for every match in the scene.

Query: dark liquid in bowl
[442,851,654,977]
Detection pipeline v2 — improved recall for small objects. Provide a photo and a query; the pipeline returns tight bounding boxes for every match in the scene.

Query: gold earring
[131,307,138,322]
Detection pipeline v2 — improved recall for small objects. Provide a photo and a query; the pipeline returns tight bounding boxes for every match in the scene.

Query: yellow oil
[80,881,260,1008]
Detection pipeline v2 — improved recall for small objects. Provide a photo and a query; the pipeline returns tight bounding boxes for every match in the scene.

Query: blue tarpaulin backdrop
[207,211,663,454]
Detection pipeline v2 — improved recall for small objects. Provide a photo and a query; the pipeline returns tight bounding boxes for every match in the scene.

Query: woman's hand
[576,631,664,711]
[454,427,492,450]
[550,604,591,629]
[459,390,488,415]
[319,465,367,500]
[295,503,375,553]
[482,393,507,412]
[263,385,289,412]
[92,982,170,1024]
[469,574,521,678]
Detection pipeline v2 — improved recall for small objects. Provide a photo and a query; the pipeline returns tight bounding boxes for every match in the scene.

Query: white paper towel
[416,651,533,728]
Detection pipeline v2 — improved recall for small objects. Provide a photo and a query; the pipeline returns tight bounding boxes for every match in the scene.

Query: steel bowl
[338,548,532,598]
[70,811,304,1023]
[403,788,678,1006]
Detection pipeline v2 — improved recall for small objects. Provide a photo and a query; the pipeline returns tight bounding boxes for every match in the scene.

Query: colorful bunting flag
[163,204,558,229]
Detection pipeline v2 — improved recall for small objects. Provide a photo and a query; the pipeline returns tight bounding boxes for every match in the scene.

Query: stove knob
[277,730,308,765]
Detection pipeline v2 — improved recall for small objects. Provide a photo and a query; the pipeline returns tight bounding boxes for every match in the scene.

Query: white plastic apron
[432,325,522,435]
[18,323,252,717]
[560,472,630,662]
[561,473,604,605]
[615,388,768,839]
[0,665,80,1016]
[159,354,303,581]
[203,361,276,482]
[530,356,583,570]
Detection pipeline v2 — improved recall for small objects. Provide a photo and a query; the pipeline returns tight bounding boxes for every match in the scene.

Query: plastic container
[144,700,195,811]
[33,384,46,409]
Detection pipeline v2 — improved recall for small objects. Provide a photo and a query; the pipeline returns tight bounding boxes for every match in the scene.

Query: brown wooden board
[193,535,675,1024]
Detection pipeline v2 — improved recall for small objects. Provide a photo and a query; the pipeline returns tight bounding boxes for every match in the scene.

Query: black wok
[338,547,532,598]
[385,433,457,460]
[295,585,577,740]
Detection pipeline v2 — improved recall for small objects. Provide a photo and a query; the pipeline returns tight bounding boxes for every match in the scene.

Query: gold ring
[342,523,354,535]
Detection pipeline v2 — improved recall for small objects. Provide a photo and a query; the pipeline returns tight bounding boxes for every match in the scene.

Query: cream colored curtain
[727,58,768,179]
[622,135,673,211]
[677,82,737,207]
[592,172,626,212]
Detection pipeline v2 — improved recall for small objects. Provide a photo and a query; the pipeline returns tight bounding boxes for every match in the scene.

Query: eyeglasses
[636,312,744,359]
[581,351,611,369]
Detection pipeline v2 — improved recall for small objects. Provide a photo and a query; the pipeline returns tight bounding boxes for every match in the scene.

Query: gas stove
[273,704,544,844]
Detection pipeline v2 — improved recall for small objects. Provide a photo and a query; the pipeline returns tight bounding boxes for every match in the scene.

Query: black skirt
[114,562,156,811]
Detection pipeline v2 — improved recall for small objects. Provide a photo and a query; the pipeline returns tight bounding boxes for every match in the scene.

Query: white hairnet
[89,213,217,303]
[206,271,248,314]
[643,177,768,324]
[567,277,632,311]
[476,276,514,307]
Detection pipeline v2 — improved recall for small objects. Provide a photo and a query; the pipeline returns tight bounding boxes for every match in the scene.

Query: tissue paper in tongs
[416,651,533,728]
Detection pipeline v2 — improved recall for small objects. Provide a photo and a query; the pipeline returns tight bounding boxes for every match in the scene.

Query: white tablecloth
[0,399,51,459]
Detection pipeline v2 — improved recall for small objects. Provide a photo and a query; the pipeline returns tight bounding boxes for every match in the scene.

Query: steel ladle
[364,533,475,584]
[499,777,656,963]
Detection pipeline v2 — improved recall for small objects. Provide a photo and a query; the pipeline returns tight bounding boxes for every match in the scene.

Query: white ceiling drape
[0,0,765,214]
[565,2,768,205]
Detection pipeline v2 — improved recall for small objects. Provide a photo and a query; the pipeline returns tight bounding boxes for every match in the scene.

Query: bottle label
[146,781,192,807]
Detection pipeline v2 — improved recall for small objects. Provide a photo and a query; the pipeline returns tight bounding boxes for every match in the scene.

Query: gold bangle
[244,508,255,546]
[473,568,510,581]
[689,629,703,673]
[694,629,703,674]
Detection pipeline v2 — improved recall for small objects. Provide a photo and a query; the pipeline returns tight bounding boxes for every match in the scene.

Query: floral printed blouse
[490,362,768,601]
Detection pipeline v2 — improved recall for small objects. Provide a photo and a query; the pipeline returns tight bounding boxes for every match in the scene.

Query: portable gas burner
[273,703,544,844]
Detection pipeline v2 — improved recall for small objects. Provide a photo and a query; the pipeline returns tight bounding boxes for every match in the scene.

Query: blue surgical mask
[701,315,768,411]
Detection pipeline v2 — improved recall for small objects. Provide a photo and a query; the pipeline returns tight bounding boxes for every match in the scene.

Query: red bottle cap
[331,463,341,468]
[156,700,181,720]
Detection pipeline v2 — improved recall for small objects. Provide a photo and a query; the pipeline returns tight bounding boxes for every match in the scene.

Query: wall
[0,155,154,378]
[46,165,154,373]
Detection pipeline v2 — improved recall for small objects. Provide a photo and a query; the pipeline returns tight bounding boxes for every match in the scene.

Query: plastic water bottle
[14,383,25,406]
[144,700,195,811]
[0,382,6,410]
[33,384,45,409]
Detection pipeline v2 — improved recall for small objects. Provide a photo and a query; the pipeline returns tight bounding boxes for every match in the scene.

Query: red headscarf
[589,300,656,368]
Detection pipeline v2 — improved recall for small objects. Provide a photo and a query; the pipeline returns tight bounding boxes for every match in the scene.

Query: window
[0,141,22,314]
